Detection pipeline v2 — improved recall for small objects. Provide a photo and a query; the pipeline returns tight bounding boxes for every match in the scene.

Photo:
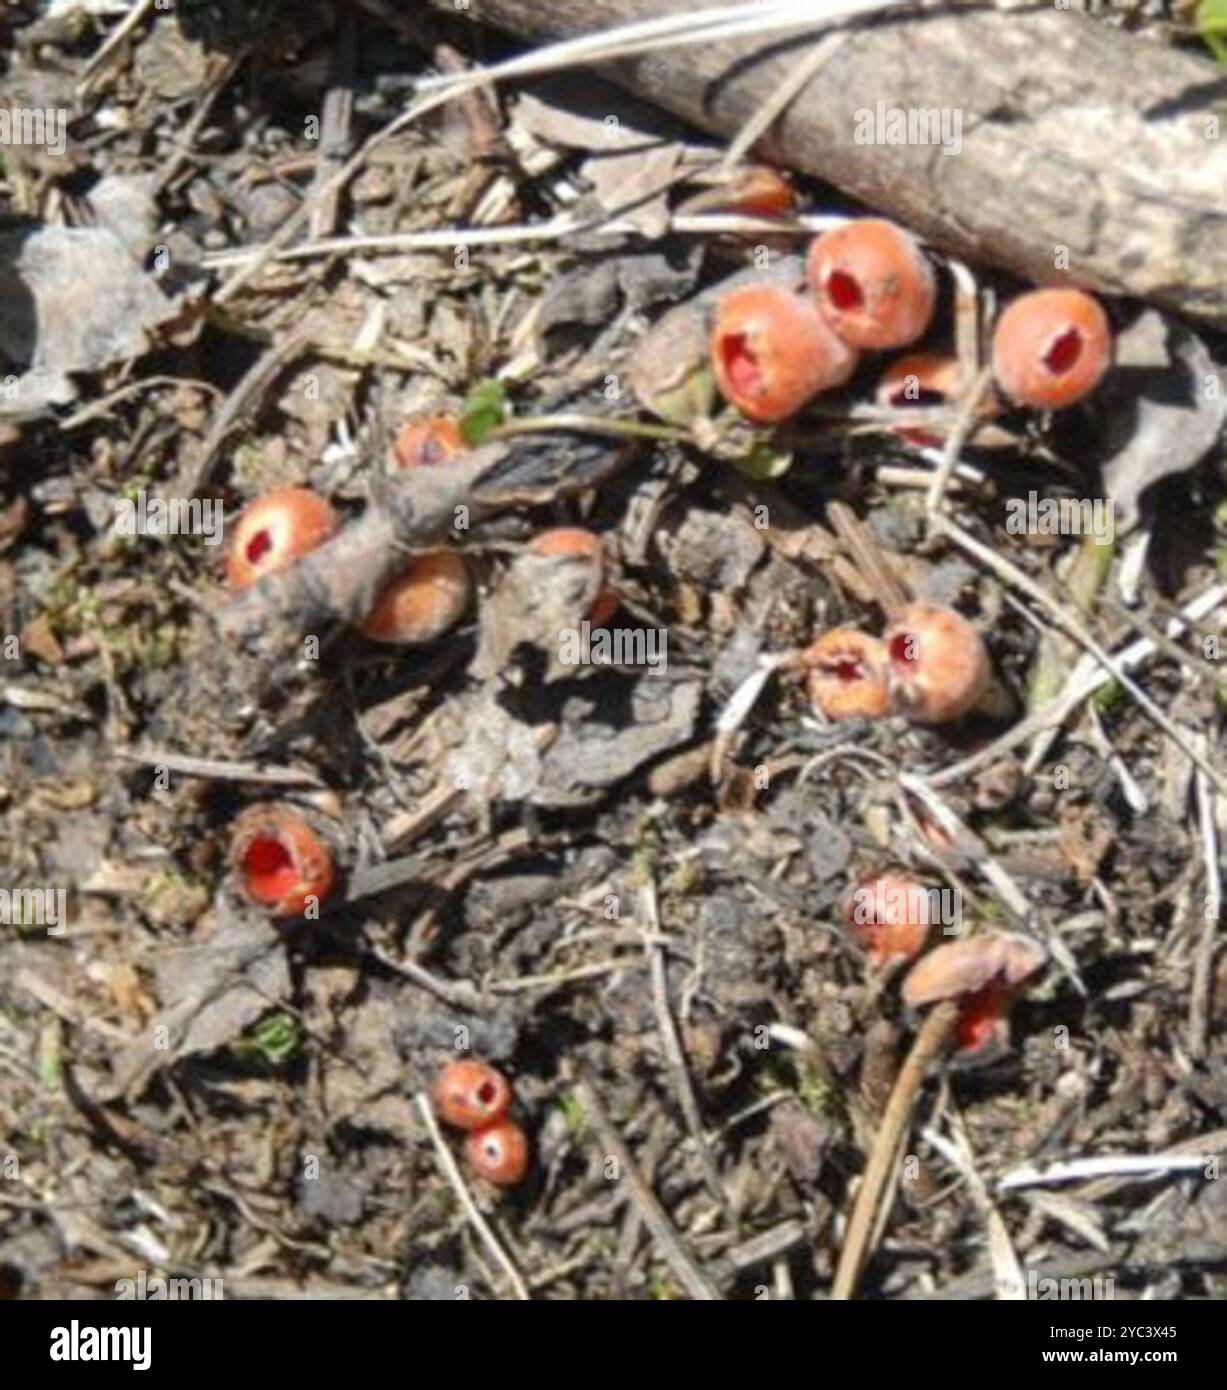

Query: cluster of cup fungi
[219,211,1115,1171]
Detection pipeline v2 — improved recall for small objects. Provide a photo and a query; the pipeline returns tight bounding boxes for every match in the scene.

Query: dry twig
[831,1002,958,1299]
[571,1073,721,1301]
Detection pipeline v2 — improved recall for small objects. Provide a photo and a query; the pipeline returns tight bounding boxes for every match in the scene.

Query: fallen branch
[424,0,1227,326]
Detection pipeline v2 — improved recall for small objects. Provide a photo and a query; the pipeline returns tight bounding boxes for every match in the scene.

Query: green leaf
[235,1012,299,1066]
[460,379,508,445]
[1196,0,1227,61]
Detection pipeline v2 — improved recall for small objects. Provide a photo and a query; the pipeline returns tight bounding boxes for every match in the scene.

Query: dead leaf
[441,689,557,803]
[111,913,288,1096]
[578,143,679,238]
[471,549,607,681]
[539,248,700,339]
[0,207,185,415]
[1094,309,1226,533]
[512,88,686,154]
[19,613,64,665]
[536,677,702,805]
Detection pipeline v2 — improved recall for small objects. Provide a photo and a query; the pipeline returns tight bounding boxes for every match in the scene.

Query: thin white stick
[998,1154,1211,1192]
[212,0,905,301]
[932,514,1227,800]
[876,463,986,490]
[78,0,158,90]
[1023,584,1227,774]
[716,653,789,736]
[638,878,726,1205]
[200,212,849,270]
[1086,703,1149,816]
[419,1,798,89]
[924,367,995,519]
[213,81,470,303]
[1187,735,1222,1059]
[710,652,790,782]
[922,1121,1025,1301]
[414,0,903,97]
[766,1022,821,1051]
[898,772,1034,924]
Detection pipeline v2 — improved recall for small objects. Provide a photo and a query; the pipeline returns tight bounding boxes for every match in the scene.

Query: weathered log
[426,0,1227,326]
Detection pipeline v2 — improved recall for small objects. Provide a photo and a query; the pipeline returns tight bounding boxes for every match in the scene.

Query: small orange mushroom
[711,283,858,423]
[807,219,936,351]
[528,527,620,626]
[725,167,796,218]
[225,487,339,590]
[432,1060,513,1132]
[991,288,1112,410]
[682,166,796,218]
[902,931,1046,1058]
[358,551,471,644]
[803,629,890,722]
[884,603,991,725]
[466,1118,529,1186]
[875,353,970,448]
[842,871,933,968]
[392,415,466,470]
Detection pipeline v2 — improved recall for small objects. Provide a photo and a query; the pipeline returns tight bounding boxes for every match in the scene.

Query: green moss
[797,1057,846,1121]
[762,1049,845,1124]
[229,442,268,491]
[556,1092,587,1138]
[631,814,661,881]
[1092,679,1123,714]
[976,896,1008,925]
[731,438,793,481]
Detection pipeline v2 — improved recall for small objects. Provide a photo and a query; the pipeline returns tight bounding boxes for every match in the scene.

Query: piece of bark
[215,428,625,644]
[427,0,1227,325]
[156,429,627,757]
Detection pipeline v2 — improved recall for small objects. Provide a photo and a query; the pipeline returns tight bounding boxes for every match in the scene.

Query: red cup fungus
[803,628,891,722]
[843,871,933,968]
[231,803,336,918]
[392,415,466,470]
[466,1117,530,1186]
[990,288,1112,410]
[875,352,971,448]
[807,218,936,351]
[711,283,858,423]
[433,1059,513,1132]
[225,487,339,590]
[884,602,991,725]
